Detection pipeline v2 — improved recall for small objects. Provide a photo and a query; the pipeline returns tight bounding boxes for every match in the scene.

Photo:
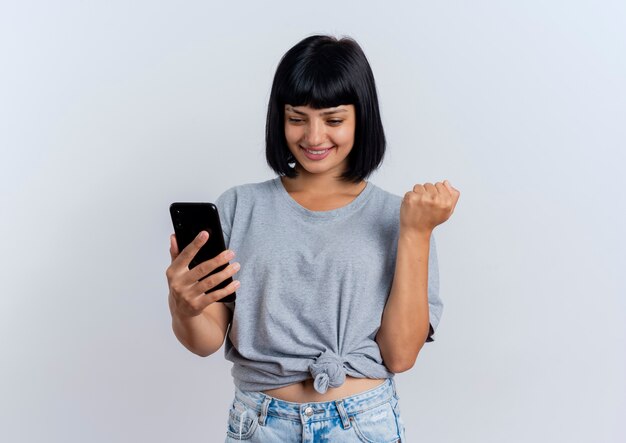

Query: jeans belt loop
[334,399,351,430]
[258,396,271,426]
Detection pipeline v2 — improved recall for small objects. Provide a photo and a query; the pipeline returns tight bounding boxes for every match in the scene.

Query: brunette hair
[265,35,386,183]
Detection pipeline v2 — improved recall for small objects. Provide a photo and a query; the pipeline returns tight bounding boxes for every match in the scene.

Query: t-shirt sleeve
[215,186,237,249]
[214,186,238,312]
[426,232,443,342]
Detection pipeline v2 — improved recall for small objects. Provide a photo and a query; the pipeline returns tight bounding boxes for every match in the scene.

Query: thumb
[169,234,179,262]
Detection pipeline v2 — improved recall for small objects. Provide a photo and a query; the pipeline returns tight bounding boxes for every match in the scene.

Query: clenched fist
[400,180,460,234]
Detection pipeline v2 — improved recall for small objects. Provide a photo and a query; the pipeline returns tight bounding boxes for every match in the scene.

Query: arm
[169,295,232,357]
[376,229,431,373]
[376,179,460,373]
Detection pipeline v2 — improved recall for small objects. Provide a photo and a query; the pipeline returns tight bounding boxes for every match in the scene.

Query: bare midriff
[261,376,386,403]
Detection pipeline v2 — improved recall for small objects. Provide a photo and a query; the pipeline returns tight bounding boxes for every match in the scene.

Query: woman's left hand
[400,180,461,235]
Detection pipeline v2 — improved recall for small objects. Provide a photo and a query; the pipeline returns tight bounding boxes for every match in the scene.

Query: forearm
[376,228,431,372]
[168,293,225,357]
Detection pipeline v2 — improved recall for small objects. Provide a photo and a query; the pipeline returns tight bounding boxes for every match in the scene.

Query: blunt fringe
[265,35,386,183]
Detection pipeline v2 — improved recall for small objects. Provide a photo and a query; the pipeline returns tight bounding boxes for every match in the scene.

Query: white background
[1,1,624,442]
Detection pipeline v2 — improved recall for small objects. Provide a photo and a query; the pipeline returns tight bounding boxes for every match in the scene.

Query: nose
[304,119,327,147]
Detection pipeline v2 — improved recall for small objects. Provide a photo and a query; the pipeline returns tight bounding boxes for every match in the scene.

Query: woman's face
[283,104,356,177]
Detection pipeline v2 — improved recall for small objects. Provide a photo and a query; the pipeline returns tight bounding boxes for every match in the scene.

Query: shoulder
[215,177,276,208]
[215,178,277,242]
[367,182,403,212]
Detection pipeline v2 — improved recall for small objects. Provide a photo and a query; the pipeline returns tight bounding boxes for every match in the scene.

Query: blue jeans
[225,378,406,442]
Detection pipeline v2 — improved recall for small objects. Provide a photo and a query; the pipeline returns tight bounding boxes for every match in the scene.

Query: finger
[444,180,458,193]
[412,183,425,193]
[445,180,461,203]
[435,182,449,196]
[193,260,240,294]
[175,231,209,268]
[443,181,461,212]
[184,249,235,285]
[169,234,179,262]
[198,280,241,307]
[423,183,437,195]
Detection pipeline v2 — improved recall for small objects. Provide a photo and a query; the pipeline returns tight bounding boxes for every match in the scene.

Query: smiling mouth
[299,145,335,160]
[300,146,334,154]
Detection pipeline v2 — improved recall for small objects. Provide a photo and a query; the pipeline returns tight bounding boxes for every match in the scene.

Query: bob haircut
[265,35,386,183]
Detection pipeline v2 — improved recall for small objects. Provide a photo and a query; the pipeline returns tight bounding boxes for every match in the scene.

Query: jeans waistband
[233,377,397,423]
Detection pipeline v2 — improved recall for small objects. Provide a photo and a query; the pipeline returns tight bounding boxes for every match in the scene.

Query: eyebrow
[286,107,348,116]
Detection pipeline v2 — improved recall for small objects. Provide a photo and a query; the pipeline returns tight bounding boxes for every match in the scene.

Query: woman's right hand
[166,230,241,319]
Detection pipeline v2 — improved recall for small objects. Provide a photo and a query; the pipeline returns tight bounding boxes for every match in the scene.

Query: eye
[327,120,343,125]
[287,118,303,123]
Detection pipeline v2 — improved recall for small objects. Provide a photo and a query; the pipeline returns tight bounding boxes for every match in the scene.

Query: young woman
[166,34,460,442]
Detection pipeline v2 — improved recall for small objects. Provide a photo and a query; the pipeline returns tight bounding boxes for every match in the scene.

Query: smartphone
[169,202,236,303]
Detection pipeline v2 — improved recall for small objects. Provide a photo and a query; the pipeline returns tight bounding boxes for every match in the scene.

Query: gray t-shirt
[215,177,443,394]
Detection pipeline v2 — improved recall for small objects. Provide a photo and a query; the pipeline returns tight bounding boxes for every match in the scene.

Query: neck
[281,166,366,197]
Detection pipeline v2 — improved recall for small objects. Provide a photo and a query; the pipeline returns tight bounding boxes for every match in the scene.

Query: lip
[300,146,334,160]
